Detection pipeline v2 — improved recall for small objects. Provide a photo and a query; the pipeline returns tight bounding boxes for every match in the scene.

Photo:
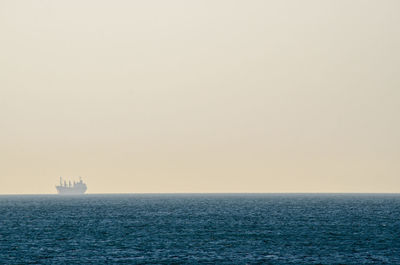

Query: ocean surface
[1,194,400,264]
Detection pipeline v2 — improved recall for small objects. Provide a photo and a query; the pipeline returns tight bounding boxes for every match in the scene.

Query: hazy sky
[1,0,399,194]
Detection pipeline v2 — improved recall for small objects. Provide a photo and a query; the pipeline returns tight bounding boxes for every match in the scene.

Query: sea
[1,194,400,264]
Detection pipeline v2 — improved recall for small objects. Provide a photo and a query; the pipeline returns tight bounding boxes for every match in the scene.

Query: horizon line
[1,192,400,196]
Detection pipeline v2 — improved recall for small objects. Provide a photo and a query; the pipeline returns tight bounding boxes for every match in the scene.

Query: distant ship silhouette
[56,177,87,195]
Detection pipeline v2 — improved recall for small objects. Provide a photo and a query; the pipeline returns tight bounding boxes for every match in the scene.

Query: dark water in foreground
[1,194,400,264]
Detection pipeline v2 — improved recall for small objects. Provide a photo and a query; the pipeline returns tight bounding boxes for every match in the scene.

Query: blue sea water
[1,194,400,264]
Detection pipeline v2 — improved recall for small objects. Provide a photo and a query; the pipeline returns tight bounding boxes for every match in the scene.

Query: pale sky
[1,0,399,194]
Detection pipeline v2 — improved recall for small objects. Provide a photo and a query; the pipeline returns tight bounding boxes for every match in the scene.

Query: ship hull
[56,186,87,195]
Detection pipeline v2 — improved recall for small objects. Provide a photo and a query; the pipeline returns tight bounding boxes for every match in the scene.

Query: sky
[1,0,399,194]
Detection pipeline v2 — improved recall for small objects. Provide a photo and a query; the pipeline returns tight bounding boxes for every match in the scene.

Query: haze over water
[2,1,400,264]
[1,0,400,194]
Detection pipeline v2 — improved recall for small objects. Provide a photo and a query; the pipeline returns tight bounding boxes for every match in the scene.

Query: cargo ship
[56,177,87,195]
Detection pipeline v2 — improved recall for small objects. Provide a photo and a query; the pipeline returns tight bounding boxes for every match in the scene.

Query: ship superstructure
[56,177,87,195]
